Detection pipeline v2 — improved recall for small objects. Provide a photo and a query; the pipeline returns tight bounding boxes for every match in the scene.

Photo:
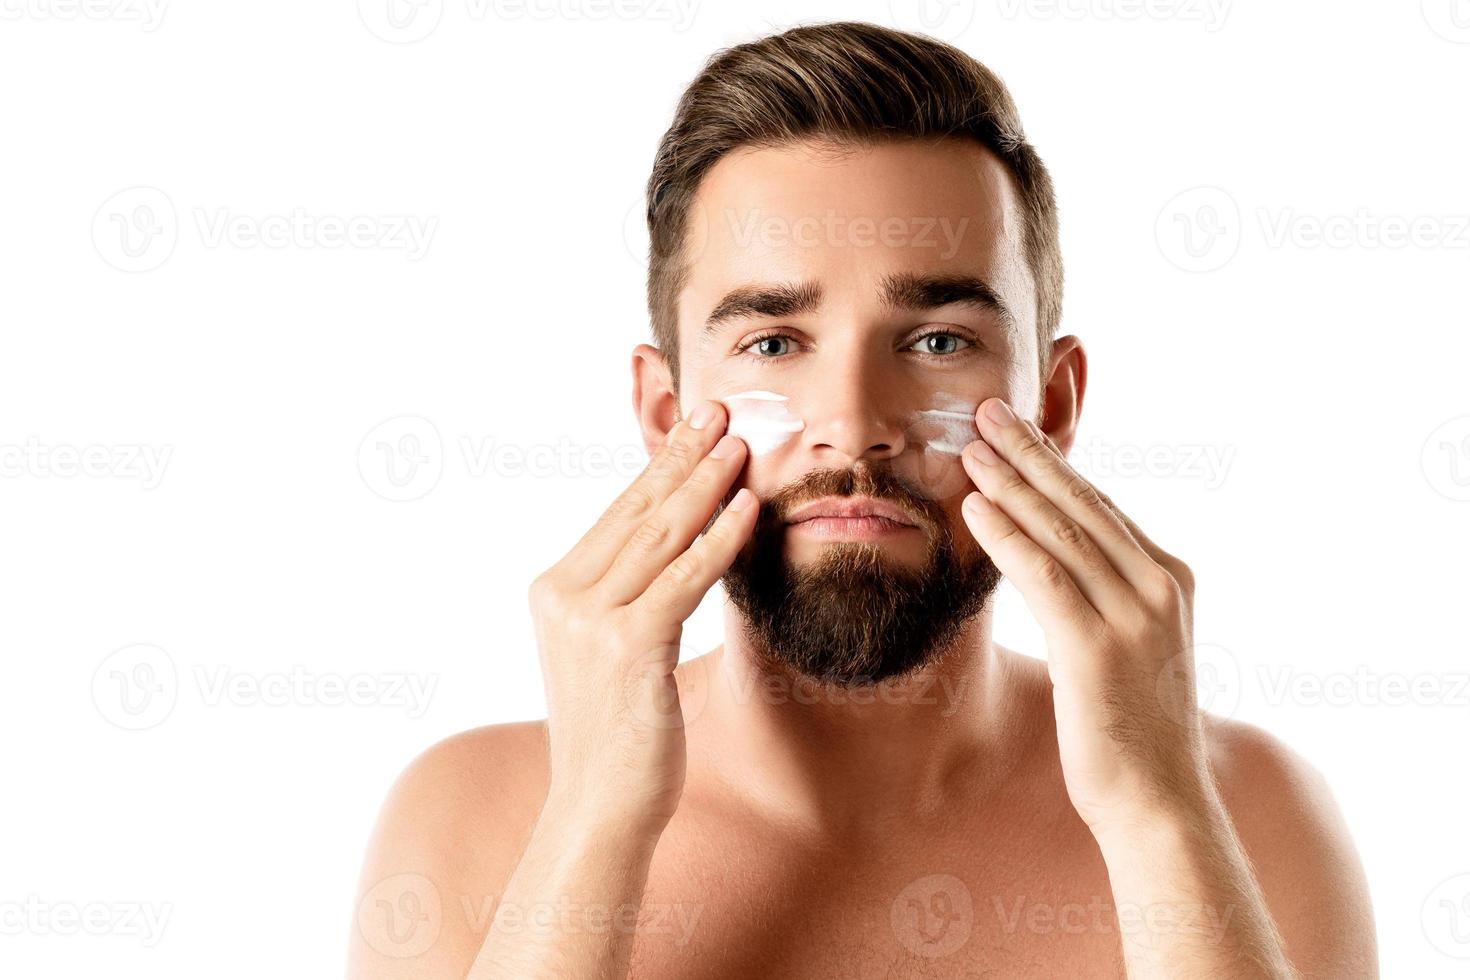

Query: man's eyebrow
[702,280,824,337]
[699,273,1017,340]
[880,272,1017,334]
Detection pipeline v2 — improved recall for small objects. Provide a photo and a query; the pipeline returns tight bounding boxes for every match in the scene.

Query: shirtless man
[348,21,1376,979]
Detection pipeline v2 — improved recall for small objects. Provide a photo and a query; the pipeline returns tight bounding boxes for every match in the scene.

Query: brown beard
[718,460,1001,686]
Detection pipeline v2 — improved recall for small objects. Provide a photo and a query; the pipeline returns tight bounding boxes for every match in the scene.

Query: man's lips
[784,495,920,527]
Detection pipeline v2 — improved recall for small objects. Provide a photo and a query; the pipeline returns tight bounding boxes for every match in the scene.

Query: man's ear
[1038,335,1088,458]
[631,343,679,457]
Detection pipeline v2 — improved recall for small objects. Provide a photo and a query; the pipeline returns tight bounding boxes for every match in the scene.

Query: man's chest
[625,813,1129,979]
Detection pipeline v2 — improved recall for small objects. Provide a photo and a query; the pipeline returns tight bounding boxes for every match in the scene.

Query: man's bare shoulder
[1203,714,1355,851]
[394,719,548,823]
[1203,716,1378,977]
[394,720,551,808]
[348,722,553,976]
[356,721,551,898]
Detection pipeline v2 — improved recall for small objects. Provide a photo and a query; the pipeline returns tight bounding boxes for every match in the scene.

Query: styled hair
[645,20,1063,389]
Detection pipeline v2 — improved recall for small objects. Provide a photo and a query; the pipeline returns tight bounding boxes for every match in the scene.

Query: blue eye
[735,329,977,364]
[909,333,971,355]
[734,331,798,361]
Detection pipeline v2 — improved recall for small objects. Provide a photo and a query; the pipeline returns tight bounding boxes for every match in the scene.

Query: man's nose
[797,357,908,465]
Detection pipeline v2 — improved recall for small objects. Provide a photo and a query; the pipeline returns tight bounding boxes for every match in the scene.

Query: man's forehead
[676,137,1034,343]
[696,137,1018,218]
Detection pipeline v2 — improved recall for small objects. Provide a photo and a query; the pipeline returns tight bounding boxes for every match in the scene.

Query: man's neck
[685,600,1042,836]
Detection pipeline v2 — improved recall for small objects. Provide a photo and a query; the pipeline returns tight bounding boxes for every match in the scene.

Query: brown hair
[645,20,1063,389]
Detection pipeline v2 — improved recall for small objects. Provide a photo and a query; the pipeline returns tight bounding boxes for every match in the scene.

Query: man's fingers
[962,428,1134,620]
[596,432,751,606]
[1032,422,1187,588]
[960,489,1102,641]
[634,486,759,622]
[553,400,727,590]
[973,399,1164,594]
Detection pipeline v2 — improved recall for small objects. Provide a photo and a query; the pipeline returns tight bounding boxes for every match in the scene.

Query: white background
[3,1,1468,977]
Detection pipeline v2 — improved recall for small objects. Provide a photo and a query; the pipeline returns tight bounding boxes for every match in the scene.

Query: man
[349,21,1376,979]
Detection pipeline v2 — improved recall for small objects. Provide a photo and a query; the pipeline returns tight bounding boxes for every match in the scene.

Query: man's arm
[461,797,665,979]
[1090,721,1377,978]
[348,399,757,979]
[1090,791,1295,977]
[958,396,1376,977]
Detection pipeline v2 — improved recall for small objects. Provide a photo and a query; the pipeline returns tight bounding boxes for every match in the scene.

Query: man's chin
[721,462,1002,686]
[724,543,1000,688]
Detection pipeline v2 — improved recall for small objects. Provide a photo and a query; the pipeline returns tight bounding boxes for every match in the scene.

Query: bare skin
[348,138,1376,979]
[352,653,1372,978]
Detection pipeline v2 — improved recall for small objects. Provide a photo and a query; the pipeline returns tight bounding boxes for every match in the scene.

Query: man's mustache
[755,461,948,537]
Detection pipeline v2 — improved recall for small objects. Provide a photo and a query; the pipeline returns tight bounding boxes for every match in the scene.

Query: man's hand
[528,399,755,835]
[958,395,1299,978]
[461,402,755,980]
[958,395,1206,834]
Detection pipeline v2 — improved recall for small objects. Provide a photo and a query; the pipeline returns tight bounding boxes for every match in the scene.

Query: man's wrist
[1085,769,1226,859]
[538,785,671,857]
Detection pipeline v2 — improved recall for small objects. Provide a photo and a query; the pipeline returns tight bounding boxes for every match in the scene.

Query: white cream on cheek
[714,389,979,458]
[907,391,980,456]
[720,389,806,456]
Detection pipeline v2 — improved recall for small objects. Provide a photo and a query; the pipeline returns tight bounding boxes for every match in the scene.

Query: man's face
[675,137,1040,685]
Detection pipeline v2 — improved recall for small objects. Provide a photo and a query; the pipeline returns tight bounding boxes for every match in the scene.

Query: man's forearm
[1092,785,1297,980]
[465,803,662,980]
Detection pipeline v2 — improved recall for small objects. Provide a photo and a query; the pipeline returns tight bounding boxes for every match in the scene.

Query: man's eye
[910,333,972,355]
[739,334,794,358]
[737,331,973,360]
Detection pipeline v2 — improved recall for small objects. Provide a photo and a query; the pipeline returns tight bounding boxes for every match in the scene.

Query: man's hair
[645,20,1064,390]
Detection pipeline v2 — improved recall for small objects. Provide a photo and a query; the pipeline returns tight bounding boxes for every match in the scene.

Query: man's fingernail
[710,434,742,459]
[689,401,717,430]
[967,439,1000,465]
[984,398,1016,426]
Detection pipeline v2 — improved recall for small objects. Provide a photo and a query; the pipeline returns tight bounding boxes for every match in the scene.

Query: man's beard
[719,461,1002,687]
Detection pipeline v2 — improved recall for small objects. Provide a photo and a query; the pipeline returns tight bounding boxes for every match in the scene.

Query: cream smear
[717,389,978,458]
[907,391,980,455]
[721,389,806,456]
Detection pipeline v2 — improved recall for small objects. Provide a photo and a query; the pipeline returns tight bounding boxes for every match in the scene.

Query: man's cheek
[904,392,981,500]
[904,451,971,502]
[720,388,805,456]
